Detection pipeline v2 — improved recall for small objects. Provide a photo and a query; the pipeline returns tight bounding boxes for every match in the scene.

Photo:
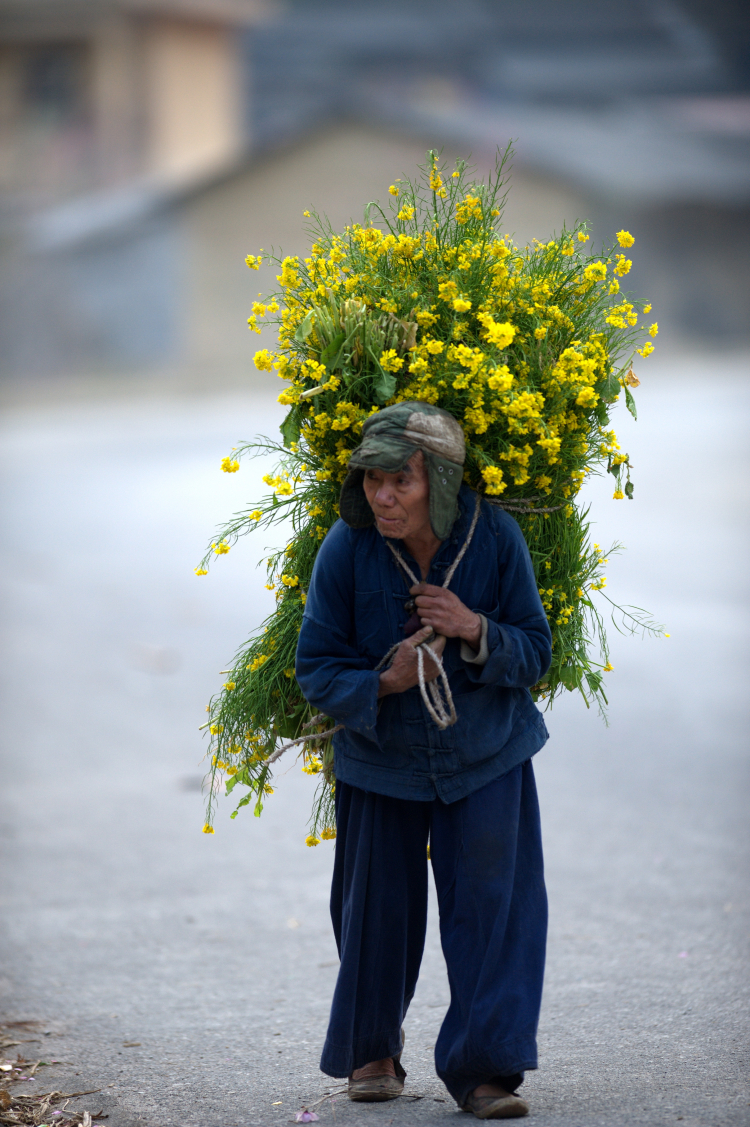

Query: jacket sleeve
[295,521,381,740]
[461,508,552,689]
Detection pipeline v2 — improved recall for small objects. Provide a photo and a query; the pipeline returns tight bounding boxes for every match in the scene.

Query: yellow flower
[281,573,300,587]
[224,681,236,691]
[245,254,262,270]
[613,255,632,277]
[616,230,635,247]
[603,661,614,672]
[220,456,240,473]
[577,231,589,243]
[643,303,652,314]
[575,387,599,408]
[429,165,445,195]
[277,256,299,288]
[254,349,275,371]
[380,349,404,373]
[649,322,659,337]
[481,465,506,495]
[305,834,320,847]
[438,279,458,301]
[477,313,516,349]
[613,489,624,499]
[534,326,547,339]
[249,510,262,521]
[455,195,483,224]
[637,342,654,358]
[263,784,274,795]
[194,567,208,576]
[388,184,400,196]
[202,824,215,834]
[209,723,224,735]
[453,297,472,313]
[213,540,231,555]
[583,261,607,282]
[303,209,310,217]
[226,766,237,776]
[321,827,337,840]
[397,206,415,221]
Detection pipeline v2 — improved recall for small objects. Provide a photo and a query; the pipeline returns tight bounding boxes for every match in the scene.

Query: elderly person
[295,402,552,1120]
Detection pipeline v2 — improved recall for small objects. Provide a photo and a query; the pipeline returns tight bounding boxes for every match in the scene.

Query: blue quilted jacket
[295,486,552,802]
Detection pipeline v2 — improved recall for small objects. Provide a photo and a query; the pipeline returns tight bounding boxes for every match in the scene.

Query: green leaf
[372,367,397,404]
[274,698,308,740]
[280,408,301,448]
[598,369,621,403]
[294,310,315,344]
[624,480,634,500]
[232,792,254,815]
[558,665,580,689]
[321,332,346,369]
[585,670,603,694]
[624,385,638,419]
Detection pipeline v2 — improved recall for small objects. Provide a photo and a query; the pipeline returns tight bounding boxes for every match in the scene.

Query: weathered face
[362,450,433,541]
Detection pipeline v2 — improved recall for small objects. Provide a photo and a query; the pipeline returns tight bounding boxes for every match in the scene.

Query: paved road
[1,353,748,1127]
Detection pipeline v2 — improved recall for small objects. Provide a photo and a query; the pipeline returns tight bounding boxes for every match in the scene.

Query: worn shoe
[461,1087,529,1119]
[347,1031,406,1102]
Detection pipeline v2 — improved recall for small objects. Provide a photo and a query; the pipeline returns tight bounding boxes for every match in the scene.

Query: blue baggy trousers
[319,760,547,1105]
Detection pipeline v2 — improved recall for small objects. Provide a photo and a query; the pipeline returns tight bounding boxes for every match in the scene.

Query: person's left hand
[409,583,482,648]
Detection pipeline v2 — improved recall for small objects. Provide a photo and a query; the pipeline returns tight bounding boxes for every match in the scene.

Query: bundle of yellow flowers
[197,149,663,840]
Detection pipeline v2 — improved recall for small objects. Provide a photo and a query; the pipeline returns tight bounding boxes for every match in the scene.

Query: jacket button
[437,465,443,472]
[442,478,447,484]
[448,468,454,474]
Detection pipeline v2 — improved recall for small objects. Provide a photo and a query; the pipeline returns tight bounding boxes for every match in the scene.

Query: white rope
[265,723,344,766]
[379,493,482,730]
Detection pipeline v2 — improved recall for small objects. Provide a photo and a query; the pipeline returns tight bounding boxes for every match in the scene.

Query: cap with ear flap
[339,402,466,541]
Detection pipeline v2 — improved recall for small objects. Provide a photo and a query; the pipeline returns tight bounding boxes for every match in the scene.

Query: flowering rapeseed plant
[197,148,664,840]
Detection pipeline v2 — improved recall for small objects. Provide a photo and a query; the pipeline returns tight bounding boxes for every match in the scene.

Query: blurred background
[0,0,749,385]
[0,4,748,1126]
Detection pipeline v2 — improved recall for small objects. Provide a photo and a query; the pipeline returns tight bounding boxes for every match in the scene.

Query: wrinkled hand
[410,583,482,648]
[378,626,447,698]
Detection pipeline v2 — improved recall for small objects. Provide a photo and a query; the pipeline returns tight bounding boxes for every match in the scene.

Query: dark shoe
[347,1031,406,1102]
[461,1087,529,1119]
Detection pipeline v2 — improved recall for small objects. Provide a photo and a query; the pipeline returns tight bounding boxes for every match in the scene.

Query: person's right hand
[377,626,446,698]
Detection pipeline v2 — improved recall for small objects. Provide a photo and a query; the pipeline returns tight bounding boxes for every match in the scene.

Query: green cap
[339,402,466,540]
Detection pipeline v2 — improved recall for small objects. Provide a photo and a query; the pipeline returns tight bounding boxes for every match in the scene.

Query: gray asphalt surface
[1,353,748,1127]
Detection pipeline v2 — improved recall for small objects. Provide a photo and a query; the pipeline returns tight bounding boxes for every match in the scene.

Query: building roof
[0,0,273,37]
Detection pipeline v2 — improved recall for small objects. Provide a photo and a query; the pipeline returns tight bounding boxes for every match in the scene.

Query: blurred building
[0,0,266,204]
[0,0,748,381]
